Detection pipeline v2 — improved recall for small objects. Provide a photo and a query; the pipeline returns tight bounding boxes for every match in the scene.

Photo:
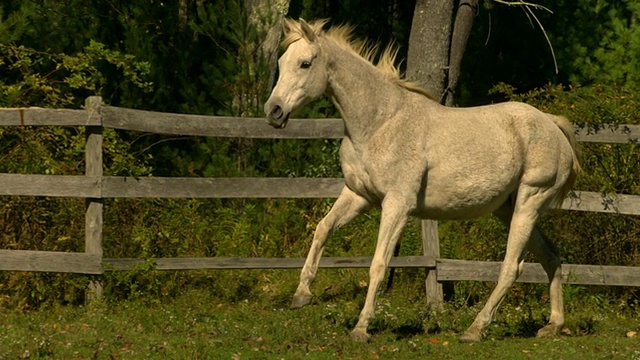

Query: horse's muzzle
[265,103,290,129]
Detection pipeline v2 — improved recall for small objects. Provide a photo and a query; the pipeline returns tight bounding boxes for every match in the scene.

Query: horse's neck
[324,41,406,144]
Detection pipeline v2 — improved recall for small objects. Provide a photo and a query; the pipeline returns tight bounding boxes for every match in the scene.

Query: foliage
[0,2,154,309]
[550,0,640,89]
[0,42,151,108]
[0,42,153,308]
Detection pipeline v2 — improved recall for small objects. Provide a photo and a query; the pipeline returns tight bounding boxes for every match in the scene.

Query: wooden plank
[1,175,637,216]
[437,259,640,286]
[0,174,100,197]
[102,106,344,139]
[0,250,101,274]
[103,255,436,271]
[561,191,640,215]
[574,124,640,144]
[437,260,547,283]
[6,103,634,143]
[0,108,101,126]
[102,177,345,198]
[100,179,640,215]
[102,107,640,143]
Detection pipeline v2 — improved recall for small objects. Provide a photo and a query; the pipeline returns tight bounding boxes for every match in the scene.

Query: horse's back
[415,101,575,219]
[427,101,574,167]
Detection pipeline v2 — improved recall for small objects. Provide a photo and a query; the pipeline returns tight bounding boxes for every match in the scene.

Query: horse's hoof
[459,330,482,343]
[290,294,312,309]
[536,324,561,338]
[350,329,371,343]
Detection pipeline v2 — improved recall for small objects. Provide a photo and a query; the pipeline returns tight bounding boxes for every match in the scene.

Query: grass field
[1,279,639,360]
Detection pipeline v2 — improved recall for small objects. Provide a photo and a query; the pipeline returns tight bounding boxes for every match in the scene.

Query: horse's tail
[549,114,582,208]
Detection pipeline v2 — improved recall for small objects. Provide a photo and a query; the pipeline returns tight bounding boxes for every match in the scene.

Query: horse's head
[265,19,329,129]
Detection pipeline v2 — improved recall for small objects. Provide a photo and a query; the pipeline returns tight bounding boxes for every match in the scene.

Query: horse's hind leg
[291,186,370,309]
[461,189,544,343]
[385,239,402,292]
[487,201,564,338]
[528,227,564,337]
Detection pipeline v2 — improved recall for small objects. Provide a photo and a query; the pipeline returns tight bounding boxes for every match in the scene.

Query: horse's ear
[283,18,295,35]
[299,18,317,42]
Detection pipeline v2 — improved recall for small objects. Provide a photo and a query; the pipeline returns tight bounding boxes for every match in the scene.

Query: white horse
[264,19,580,343]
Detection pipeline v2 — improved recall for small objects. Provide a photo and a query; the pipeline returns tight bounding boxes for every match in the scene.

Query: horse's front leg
[291,186,370,309]
[350,194,412,342]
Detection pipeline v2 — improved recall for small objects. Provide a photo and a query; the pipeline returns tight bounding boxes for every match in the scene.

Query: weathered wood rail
[1,97,640,302]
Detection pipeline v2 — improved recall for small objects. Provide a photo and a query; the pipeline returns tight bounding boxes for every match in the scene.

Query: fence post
[85,96,103,299]
[422,219,443,309]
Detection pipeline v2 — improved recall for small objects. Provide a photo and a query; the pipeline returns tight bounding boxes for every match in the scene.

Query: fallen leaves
[423,337,450,346]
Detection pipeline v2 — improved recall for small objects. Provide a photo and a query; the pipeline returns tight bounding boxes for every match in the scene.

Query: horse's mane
[282,19,436,100]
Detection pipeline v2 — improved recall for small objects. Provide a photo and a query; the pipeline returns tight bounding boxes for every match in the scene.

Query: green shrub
[0,39,153,309]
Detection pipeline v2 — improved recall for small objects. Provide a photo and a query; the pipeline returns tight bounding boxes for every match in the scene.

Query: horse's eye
[300,61,312,69]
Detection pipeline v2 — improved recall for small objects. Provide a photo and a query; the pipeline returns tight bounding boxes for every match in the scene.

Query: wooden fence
[1,96,640,303]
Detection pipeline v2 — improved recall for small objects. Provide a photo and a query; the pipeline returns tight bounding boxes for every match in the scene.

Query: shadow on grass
[392,319,425,339]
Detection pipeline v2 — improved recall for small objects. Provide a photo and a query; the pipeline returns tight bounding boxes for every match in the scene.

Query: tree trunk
[406,0,454,99]
[231,1,290,173]
[247,0,290,91]
[406,0,455,310]
[179,0,188,31]
[229,0,289,117]
[445,0,479,106]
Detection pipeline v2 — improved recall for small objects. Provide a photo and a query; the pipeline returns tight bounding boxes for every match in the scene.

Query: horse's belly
[415,173,517,220]
[416,193,508,220]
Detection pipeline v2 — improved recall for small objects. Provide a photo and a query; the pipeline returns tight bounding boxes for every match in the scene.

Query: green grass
[1,281,639,359]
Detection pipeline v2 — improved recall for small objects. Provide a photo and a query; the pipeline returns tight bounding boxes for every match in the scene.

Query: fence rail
[2,173,639,213]
[103,255,437,271]
[3,105,640,142]
[1,98,639,299]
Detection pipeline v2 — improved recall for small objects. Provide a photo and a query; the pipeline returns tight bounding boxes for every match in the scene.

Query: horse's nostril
[271,105,283,120]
